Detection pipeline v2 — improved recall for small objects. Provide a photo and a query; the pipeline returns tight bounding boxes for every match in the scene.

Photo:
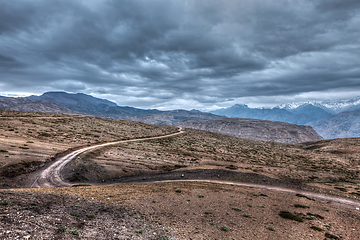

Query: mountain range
[0,92,223,125]
[278,97,360,114]
[210,99,360,139]
[0,91,360,140]
[210,104,331,125]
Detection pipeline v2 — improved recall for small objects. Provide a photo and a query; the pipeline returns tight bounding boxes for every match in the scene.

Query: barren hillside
[179,118,323,143]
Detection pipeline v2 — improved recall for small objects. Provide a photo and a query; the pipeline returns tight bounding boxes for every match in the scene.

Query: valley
[1,109,360,239]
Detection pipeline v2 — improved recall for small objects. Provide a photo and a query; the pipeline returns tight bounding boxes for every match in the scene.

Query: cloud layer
[1,0,360,109]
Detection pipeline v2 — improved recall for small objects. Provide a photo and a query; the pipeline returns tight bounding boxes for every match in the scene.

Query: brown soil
[0,189,172,239]
[2,181,360,239]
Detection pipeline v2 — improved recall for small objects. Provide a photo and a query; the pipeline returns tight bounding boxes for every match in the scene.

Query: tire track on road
[31,128,184,188]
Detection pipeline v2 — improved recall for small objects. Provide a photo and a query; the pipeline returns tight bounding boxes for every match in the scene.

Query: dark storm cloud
[0,0,360,109]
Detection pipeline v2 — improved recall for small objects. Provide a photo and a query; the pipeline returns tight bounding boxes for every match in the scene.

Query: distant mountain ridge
[28,92,164,119]
[308,110,360,139]
[210,97,360,139]
[286,103,332,119]
[2,92,222,125]
[1,91,360,140]
[210,104,328,124]
[278,97,360,114]
[28,92,118,115]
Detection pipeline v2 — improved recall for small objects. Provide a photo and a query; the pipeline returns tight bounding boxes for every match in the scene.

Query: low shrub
[70,229,80,235]
[220,226,228,231]
[267,226,275,231]
[279,211,303,222]
[57,227,67,232]
[310,226,323,231]
[70,211,80,217]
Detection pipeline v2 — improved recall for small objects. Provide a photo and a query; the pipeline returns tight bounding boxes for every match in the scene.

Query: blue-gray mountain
[285,104,332,120]
[210,98,360,139]
[28,92,157,118]
[309,110,360,139]
[210,104,328,124]
[279,97,360,114]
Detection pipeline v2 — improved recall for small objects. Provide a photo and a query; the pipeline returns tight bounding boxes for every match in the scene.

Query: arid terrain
[2,181,359,240]
[179,118,323,143]
[77,128,359,189]
[0,110,176,188]
[1,110,360,239]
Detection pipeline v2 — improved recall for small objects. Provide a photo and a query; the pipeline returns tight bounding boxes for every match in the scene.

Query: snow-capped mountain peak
[276,97,360,114]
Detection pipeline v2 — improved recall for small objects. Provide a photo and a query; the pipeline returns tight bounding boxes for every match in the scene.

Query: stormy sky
[1,0,360,110]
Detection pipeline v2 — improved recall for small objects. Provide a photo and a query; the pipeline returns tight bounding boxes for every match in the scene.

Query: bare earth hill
[128,109,225,126]
[179,118,323,143]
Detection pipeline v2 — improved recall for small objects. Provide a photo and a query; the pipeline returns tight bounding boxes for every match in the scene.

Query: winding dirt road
[31,128,185,188]
[30,126,360,210]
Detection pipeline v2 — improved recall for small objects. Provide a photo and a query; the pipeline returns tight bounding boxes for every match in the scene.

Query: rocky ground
[0,189,173,240]
[1,181,360,239]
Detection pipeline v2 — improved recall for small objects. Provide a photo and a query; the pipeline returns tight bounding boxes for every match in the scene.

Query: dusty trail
[30,126,360,211]
[31,128,184,188]
[150,179,360,210]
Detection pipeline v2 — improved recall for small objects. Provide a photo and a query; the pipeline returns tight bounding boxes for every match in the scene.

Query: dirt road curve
[31,127,185,188]
[152,179,360,209]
